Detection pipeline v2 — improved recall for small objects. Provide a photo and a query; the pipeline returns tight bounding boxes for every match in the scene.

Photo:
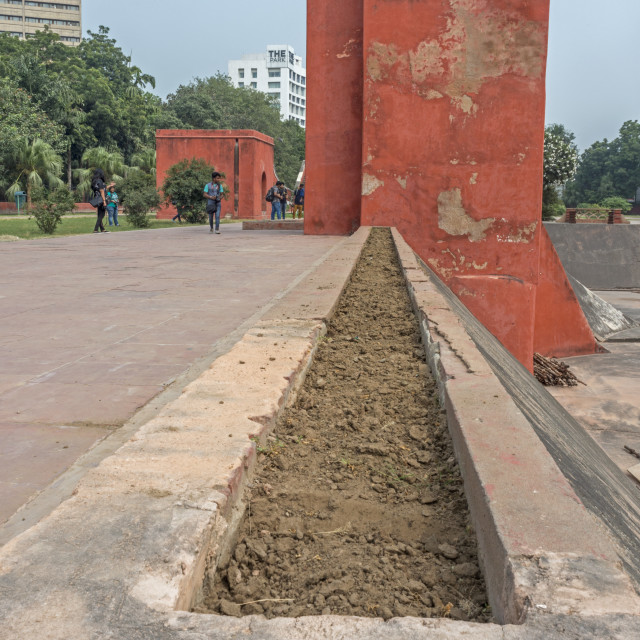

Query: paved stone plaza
[0,224,340,529]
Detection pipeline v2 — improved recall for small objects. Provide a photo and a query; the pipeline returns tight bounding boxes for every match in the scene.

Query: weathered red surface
[155,130,276,220]
[305,0,596,370]
[304,0,364,235]
[533,227,600,357]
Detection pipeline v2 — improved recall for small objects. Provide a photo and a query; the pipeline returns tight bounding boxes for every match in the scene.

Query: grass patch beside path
[0,216,239,240]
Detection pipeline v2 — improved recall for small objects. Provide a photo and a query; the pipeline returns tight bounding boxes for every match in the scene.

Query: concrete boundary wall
[545,223,640,290]
[391,229,640,625]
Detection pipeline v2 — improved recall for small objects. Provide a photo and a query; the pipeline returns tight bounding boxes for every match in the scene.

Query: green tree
[74,147,125,198]
[565,121,640,206]
[542,124,578,220]
[161,158,215,224]
[0,79,64,194]
[599,195,632,212]
[130,148,156,176]
[7,138,64,206]
[118,171,161,228]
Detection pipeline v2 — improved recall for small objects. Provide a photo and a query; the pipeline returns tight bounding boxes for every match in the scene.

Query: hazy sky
[84,0,639,151]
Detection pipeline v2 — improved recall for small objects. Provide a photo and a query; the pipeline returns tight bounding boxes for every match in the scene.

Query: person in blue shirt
[106,181,120,227]
[204,172,223,234]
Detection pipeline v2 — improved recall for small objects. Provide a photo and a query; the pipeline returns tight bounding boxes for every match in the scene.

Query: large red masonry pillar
[305,0,598,370]
[305,0,363,235]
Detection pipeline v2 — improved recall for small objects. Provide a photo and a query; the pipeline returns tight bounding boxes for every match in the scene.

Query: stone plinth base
[243,220,304,231]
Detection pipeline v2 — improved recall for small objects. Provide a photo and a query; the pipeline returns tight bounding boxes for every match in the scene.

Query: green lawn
[0,215,208,240]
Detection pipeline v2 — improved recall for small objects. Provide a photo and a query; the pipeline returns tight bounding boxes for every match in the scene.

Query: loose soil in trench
[198,227,489,622]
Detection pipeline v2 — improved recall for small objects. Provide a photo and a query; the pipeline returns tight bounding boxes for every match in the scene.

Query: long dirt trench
[196,227,490,622]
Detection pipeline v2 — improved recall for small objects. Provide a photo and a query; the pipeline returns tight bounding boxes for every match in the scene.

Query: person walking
[292,183,305,218]
[171,200,182,223]
[204,172,223,234]
[269,181,286,220]
[106,181,120,227]
[91,169,109,233]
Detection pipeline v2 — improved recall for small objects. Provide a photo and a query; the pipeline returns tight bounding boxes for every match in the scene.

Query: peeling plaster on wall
[337,38,358,59]
[396,176,408,189]
[367,42,402,82]
[408,40,444,82]
[516,152,527,165]
[470,173,478,185]
[496,221,538,244]
[452,94,478,115]
[438,188,495,242]
[366,5,545,105]
[425,89,444,100]
[362,173,384,196]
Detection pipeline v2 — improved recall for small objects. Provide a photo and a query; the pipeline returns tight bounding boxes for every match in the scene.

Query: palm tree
[73,147,125,198]
[7,138,64,207]
[130,148,156,177]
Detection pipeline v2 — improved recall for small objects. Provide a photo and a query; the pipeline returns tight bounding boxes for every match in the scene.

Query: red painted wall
[304,0,364,235]
[305,0,598,370]
[533,227,599,357]
[155,130,276,220]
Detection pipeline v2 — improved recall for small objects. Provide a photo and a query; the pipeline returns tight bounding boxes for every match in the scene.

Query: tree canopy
[0,28,305,200]
[565,120,640,206]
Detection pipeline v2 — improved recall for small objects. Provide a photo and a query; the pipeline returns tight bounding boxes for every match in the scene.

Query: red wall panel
[155,130,276,220]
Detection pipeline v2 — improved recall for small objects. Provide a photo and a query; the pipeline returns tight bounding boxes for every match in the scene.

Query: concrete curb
[391,228,640,625]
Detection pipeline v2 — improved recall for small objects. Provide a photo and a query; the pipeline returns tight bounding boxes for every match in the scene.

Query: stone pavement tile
[79,342,209,365]
[34,362,184,386]
[0,382,163,425]
[0,375,30,394]
[0,422,107,524]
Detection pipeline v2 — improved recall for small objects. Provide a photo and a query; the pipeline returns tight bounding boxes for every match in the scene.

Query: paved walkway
[0,223,340,527]
[548,290,640,474]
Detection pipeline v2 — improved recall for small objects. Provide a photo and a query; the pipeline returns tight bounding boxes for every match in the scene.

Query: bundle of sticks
[533,353,585,387]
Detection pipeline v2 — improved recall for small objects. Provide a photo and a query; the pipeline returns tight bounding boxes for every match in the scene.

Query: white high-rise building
[228,45,306,128]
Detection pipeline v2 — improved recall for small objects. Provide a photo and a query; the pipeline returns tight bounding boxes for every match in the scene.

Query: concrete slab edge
[390,228,640,628]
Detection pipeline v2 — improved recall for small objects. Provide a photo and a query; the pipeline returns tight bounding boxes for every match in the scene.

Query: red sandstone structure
[156,130,276,220]
[305,0,598,371]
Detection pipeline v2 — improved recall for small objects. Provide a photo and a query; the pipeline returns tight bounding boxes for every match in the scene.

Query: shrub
[599,196,632,213]
[161,158,215,224]
[119,171,161,228]
[542,202,566,221]
[30,186,75,234]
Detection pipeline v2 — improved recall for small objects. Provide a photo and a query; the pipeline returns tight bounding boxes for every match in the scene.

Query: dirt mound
[198,227,489,622]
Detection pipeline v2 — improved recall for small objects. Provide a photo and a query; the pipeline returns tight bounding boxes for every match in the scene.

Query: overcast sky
[84,0,639,151]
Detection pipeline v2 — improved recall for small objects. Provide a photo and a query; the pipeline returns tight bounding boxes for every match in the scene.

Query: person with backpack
[204,172,223,234]
[267,181,286,220]
[292,183,305,219]
[91,169,109,233]
[106,181,120,227]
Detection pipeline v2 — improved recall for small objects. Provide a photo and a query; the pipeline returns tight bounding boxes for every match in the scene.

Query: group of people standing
[91,168,120,233]
[267,181,305,220]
